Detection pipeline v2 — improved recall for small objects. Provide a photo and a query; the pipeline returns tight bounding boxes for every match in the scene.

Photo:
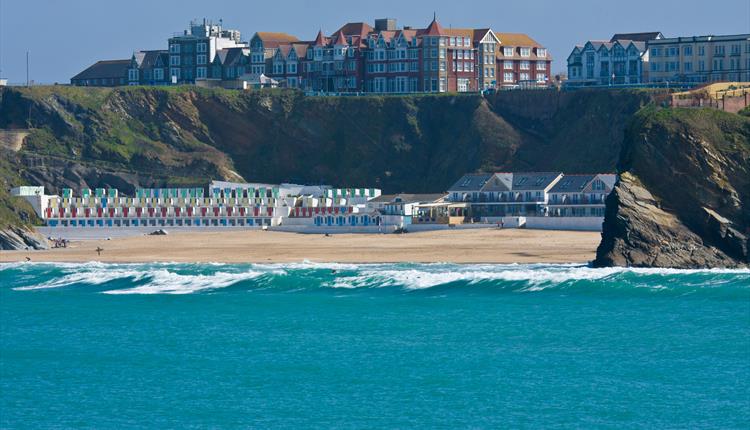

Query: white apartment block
[647,34,750,83]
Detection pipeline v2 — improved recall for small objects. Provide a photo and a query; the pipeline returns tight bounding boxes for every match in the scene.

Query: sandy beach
[1,229,601,264]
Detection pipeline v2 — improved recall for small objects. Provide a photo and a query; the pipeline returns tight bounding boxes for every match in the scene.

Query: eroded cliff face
[595,108,749,268]
[0,86,653,196]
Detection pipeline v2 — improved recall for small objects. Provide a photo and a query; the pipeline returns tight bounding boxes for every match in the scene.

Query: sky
[1,0,748,84]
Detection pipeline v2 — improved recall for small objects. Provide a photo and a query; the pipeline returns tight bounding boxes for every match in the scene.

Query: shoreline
[1,229,601,264]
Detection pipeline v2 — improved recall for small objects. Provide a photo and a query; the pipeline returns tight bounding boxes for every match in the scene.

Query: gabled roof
[509,172,563,191]
[313,30,327,46]
[333,30,348,45]
[335,22,374,39]
[610,32,663,42]
[472,28,500,44]
[447,173,493,192]
[71,60,130,81]
[594,174,617,190]
[136,50,168,69]
[291,43,309,57]
[423,17,445,36]
[216,47,248,66]
[481,173,513,192]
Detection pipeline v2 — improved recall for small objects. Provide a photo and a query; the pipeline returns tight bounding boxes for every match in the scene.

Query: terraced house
[567,32,662,85]
[73,16,552,93]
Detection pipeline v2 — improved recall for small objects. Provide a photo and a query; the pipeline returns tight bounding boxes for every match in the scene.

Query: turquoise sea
[1,262,749,429]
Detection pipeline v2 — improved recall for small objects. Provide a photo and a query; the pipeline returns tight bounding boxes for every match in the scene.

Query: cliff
[8,85,744,268]
[0,86,654,194]
[595,108,749,268]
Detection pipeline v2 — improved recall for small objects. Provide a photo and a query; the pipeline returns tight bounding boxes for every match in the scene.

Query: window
[537,73,547,82]
[503,47,513,57]
[169,44,180,54]
[170,68,180,80]
[154,68,164,80]
[520,47,531,57]
[537,61,546,70]
[504,61,513,70]
[684,62,693,72]
[520,72,530,81]
[698,46,705,56]
[197,54,207,65]
[714,45,725,56]
[128,69,138,81]
[450,37,456,46]
[504,72,514,82]
[650,47,661,57]
[196,67,206,78]
[520,61,530,70]
[537,48,547,58]
[197,42,207,53]
[683,46,693,56]
[439,77,446,92]
[170,55,180,66]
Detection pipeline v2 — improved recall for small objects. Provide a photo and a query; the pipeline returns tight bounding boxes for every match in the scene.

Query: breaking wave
[1,261,748,297]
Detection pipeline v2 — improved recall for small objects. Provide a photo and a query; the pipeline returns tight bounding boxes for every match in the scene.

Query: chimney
[374,18,397,32]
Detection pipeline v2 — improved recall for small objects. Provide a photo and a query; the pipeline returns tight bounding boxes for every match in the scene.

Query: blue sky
[1,0,748,84]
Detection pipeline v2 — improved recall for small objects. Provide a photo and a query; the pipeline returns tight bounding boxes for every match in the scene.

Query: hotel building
[73,17,552,93]
[647,34,750,83]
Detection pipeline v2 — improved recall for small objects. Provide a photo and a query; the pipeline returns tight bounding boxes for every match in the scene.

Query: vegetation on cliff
[0,85,655,195]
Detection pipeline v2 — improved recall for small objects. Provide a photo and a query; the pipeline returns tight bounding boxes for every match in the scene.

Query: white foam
[14,266,148,291]
[103,269,266,295]
[6,262,748,294]
[328,265,750,291]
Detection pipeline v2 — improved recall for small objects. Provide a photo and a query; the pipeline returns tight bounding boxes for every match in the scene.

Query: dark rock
[594,173,741,268]
[596,107,749,268]
[0,226,49,251]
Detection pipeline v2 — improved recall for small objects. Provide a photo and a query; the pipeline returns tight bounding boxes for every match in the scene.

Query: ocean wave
[3,262,748,296]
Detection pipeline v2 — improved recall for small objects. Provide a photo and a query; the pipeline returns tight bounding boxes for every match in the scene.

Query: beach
[1,228,601,264]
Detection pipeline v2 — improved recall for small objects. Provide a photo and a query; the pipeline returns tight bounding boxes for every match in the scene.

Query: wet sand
[1,229,601,264]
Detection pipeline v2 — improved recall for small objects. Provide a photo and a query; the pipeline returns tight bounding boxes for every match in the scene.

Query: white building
[647,34,750,83]
[547,174,616,217]
[166,19,247,84]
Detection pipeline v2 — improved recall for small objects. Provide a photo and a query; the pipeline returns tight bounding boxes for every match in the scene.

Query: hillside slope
[0,86,654,195]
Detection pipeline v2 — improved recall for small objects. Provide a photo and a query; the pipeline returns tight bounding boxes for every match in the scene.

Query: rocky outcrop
[595,107,749,268]
[0,225,48,251]
[594,173,745,268]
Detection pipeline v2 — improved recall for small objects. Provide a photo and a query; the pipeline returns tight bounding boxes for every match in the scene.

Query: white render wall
[523,216,604,231]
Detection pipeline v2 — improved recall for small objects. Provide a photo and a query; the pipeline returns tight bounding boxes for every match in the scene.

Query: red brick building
[245,16,551,93]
